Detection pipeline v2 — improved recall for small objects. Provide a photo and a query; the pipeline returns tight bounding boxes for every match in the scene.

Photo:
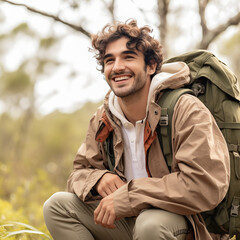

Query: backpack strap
[218,122,240,130]
[156,88,194,169]
[104,131,115,172]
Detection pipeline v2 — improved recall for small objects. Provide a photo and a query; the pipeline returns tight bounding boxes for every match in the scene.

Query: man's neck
[118,91,148,125]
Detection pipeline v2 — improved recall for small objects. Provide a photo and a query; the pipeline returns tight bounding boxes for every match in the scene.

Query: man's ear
[147,61,157,75]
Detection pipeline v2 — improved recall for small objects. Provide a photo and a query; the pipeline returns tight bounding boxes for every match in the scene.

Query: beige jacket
[67,62,230,239]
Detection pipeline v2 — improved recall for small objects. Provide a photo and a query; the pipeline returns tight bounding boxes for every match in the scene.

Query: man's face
[103,37,155,98]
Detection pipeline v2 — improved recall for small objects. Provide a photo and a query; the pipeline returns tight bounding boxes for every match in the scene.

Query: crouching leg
[133,209,189,240]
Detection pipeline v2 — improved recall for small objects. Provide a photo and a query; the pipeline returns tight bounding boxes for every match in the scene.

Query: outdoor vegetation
[0,101,101,239]
[0,0,239,239]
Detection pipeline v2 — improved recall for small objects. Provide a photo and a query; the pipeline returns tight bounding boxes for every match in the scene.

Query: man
[43,19,230,240]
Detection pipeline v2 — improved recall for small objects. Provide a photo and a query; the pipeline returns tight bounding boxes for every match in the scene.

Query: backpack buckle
[230,202,239,217]
[159,108,168,126]
[160,115,168,126]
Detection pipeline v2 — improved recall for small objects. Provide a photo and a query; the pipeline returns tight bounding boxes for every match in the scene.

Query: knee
[43,192,73,220]
[134,215,161,239]
[133,209,189,240]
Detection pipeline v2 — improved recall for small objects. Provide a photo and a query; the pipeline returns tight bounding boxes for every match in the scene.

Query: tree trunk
[157,0,169,57]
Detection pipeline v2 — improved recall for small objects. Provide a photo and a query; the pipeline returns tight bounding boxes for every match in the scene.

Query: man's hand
[94,173,126,229]
[94,194,116,229]
[95,173,126,197]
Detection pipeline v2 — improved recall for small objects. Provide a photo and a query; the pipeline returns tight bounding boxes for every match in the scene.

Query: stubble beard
[113,75,147,99]
[111,68,148,99]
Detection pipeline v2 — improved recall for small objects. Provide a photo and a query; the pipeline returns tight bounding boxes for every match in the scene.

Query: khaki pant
[43,192,189,240]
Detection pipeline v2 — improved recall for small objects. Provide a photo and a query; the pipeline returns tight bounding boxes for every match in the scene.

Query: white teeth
[114,76,130,82]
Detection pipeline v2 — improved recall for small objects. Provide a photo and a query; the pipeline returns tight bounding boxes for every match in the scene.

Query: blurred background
[0,0,239,238]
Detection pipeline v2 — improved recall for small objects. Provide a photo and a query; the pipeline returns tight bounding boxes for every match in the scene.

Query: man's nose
[112,59,125,72]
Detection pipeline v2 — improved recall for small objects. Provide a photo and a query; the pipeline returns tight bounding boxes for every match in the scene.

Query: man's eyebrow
[103,53,113,61]
[103,50,138,61]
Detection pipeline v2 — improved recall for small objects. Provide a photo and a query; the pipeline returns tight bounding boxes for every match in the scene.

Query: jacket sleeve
[67,107,111,202]
[113,94,230,218]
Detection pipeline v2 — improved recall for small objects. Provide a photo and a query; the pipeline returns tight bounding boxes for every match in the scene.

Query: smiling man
[103,37,155,124]
[43,20,230,240]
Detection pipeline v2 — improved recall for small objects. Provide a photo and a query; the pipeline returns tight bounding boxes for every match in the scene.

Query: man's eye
[105,59,114,64]
[125,55,134,59]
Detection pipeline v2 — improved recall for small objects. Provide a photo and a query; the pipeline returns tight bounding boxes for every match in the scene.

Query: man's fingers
[95,173,125,196]
[94,195,117,229]
[107,212,116,229]
[105,186,115,195]
[99,188,111,198]
[109,184,118,193]
[101,211,110,227]
[94,203,101,223]
[115,179,126,189]
[100,191,108,198]
[97,207,116,229]
[94,203,105,224]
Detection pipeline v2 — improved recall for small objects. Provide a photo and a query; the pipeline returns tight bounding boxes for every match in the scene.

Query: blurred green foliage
[0,101,102,239]
[0,19,102,238]
[0,198,51,239]
[1,70,31,94]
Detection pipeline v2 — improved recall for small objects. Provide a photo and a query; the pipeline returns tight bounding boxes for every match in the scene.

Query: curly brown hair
[91,19,163,77]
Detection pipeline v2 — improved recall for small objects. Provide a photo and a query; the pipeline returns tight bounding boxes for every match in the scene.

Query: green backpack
[105,50,240,238]
[157,50,240,238]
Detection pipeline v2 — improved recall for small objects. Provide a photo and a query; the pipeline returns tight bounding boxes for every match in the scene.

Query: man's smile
[110,72,133,82]
[113,75,132,82]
